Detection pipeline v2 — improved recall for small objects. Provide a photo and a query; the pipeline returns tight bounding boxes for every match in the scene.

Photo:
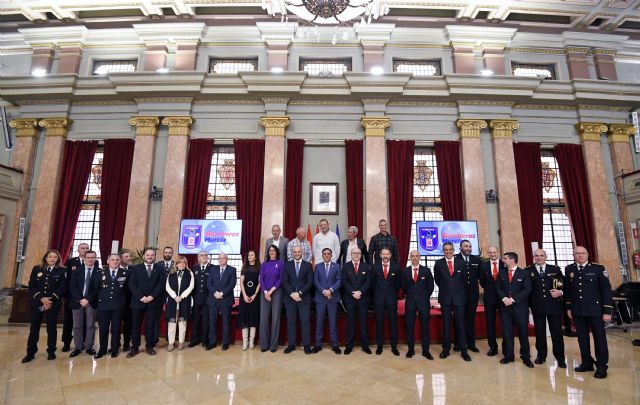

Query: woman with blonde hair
[165,256,194,351]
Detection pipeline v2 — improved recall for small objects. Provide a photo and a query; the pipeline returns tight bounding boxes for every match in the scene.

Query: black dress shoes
[439,351,449,359]
[594,369,607,379]
[270,348,277,353]
[126,348,139,358]
[61,344,71,353]
[575,364,594,372]
[487,349,498,357]
[523,359,534,368]
[362,347,372,355]
[47,353,56,360]
[206,345,216,351]
[534,357,545,365]
[304,345,312,355]
[69,349,82,358]
[500,357,514,364]
[111,350,119,358]
[422,351,433,360]
[461,352,471,362]
[123,345,130,352]
[312,346,322,353]
[86,348,96,356]
[188,341,200,348]
[146,347,156,356]
[94,352,105,359]
[468,346,480,353]
[344,346,353,355]
[406,349,415,358]
[221,344,229,351]
[21,354,34,363]
[332,346,342,355]
[376,346,383,355]
[557,360,567,369]
[284,346,296,354]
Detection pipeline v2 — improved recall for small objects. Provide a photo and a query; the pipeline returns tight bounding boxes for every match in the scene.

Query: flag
[307,222,314,267]
[336,224,340,239]
[315,223,319,235]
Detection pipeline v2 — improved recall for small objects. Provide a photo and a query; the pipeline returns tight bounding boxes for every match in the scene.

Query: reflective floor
[1,324,638,405]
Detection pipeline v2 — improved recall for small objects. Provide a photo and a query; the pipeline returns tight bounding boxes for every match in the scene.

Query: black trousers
[405,301,430,352]
[208,302,232,345]
[484,301,500,352]
[344,299,369,348]
[500,308,530,360]
[441,303,466,352]
[574,315,609,370]
[97,309,122,354]
[465,299,478,348]
[533,313,565,362]
[190,304,209,344]
[61,298,74,345]
[284,300,311,347]
[374,300,398,347]
[27,303,61,355]
[131,306,160,349]
[121,306,132,349]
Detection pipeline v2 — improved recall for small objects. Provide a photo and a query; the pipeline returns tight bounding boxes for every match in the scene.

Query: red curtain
[387,140,414,266]
[284,139,305,239]
[235,139,265,258]
[513,142,543,265]
[434,141,464,220]
[98,139,135,261]
[50,140,98,263]
[182,139,215,265]
[554,143,598,260]
[345,140,364,233]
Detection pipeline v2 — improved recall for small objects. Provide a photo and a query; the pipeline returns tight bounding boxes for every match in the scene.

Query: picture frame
[309,183,339,215]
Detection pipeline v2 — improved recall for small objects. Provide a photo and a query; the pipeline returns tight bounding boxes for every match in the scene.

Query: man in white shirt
[312,219,340,263]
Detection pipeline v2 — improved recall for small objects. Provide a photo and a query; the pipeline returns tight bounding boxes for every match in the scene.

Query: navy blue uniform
[341,260,371,350]
[527,264,565,363]
[402,264,434,354]
[26,265,67,356]
[495,267,532,361]
[479,259,505,354]
[190,263,213,345]
[457,253,481,349]
[434,257,467,353]
[90,267,128,355]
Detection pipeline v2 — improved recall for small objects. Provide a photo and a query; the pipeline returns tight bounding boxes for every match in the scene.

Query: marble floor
[0,324,638,405]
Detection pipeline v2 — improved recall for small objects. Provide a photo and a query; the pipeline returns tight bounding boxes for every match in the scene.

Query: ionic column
[456,119,490,254]
[361,117,390,243]
[123,116,159,251]
[156,116,193,250]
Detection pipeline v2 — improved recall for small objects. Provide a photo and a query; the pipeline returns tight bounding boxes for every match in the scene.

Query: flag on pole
[336,224,341,240]
[307,222,314,267]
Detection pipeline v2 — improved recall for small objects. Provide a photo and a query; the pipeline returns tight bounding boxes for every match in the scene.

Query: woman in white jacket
[165,256,194,351]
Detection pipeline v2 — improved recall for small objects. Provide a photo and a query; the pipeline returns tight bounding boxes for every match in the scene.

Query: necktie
[81,259,84,267]
[383,264,388,279]
[111,270,116,279]
[47,267,52,274]
[147,264,152,277]
[413,267,418,283]
[354,262,359,274]
[447,261,453,277]
[295,262,300,278]
[492,262,498,280]
[325,263,330,278]
[509,268,514,283]
[539,266,544,276]
[578,265,584,272]
[220,267,225,278]
[84,267,92,296]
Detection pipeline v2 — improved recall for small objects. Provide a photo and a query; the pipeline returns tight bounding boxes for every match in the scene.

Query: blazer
[479,260,505,305]
[402,264,434,312]
[264,237,290,262]
[564,262,614,317]
[433,257,466,306]
[282,260,314,304]
[128,262,167,309]
[206,265,237,307]
[89,267,128,311]
[456,253,482,301]
[28,265,67,308]
[341,261,371,303]
[371,261,401,305]
[192,263,215,306]
[69,264,99,309]
[314,261,342,303]
[64,256,100,297]
[495,267,532,316]
[527,264,565,316]
[337,239,369,265]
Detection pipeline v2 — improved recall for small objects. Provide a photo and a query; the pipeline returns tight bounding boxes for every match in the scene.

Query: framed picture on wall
[309,183,339,215]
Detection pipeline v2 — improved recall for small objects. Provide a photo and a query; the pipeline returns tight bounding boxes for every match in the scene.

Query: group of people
[22,218,614,379]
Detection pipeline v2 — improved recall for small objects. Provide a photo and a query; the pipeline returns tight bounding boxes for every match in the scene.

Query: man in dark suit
[127,248,166,358]
[264,224,289,262]
[190,251,213,348]
[527,248,566,368]
[479,245,504,356]
[282,246,314,354]
[434,242,470,361]
[68,250,98,357]
[206,253,237,351]
[372,247,401,356]
[313,248,342,354]
[119,250,133,352]
[341,247,372,355]
[565,246,613,379]
[456,239,481,352]
[496,251,533,368]
[403,250,435,359]
[337,226,369,265]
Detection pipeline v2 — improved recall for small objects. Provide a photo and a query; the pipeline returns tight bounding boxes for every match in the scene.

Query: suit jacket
[479,260,505,305]
[495,267,532,316]
[64,256,100,297]
[282,260,314,304]
[28,265,67,307]
[341,261,371,303]
[371,261,401,305]
[128,262,167,309]
[527,264,564,315]
[456,253,481,302]
[337,239,369,265]
[192,263,215,306]
[564,262,614,317]
[89,267,128,311]
[402,264,434,312]
[314,261,341,303]
[206,265,237,307]
[433,257,466,306]
[264,237,289,262]
[69,264,99,309]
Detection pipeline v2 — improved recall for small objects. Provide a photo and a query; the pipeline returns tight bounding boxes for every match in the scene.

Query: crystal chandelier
[262,0,389,26]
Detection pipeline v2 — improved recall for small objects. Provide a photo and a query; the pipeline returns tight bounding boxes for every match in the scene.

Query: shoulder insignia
[602,270,609,279]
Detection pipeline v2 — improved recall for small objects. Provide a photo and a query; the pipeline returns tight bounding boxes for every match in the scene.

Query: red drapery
[554,143,598,259]
[182,139,215,265]
[387,140,414,266]
[345,140,364,234]
[98,139,135,261]
[284,139,305,239]
[513,142,543,265]
[434,141,464,220]
[234,139,265,258]
[50,140,98,262]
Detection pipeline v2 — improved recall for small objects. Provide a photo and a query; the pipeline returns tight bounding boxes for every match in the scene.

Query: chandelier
[262,0,389,26]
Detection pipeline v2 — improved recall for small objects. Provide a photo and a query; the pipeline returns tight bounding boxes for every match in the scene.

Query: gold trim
[259,116,290,137]
[289,100,361,106]
[514,104,575,110]
[38,118,72,137]
[193,99,262,105]
[129,116,159,137]
[161,116,194,136]
[387,101,457,107]
[9,119,39,138]
[608,124,636,143]
[458,100,515,107]
[456,119,487,138]
[576,122,607,142]
[361,117,390,137]
[490,120,519,139]
[506,47,565,55]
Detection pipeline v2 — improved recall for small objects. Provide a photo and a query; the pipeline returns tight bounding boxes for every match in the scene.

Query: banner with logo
[416,220,479,256]
[178,219,242,255]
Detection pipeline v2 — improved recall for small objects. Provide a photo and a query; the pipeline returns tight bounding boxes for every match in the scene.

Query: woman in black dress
[238,250,260,350]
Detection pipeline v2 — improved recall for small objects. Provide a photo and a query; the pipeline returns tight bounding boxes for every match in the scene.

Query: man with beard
[456,239,481,353]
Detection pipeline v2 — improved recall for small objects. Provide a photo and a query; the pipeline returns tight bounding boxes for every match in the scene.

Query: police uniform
[91,267,128,358]
[527,263,565,366]
[25,265,67,360]
[457,253,482,351]
[190,263,213,346]
[564,262,613,374]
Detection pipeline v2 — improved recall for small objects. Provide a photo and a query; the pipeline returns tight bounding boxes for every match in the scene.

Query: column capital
[38,118,72,137]
[361,117,390,137]
[129,115,160,136]
[161,116,194,136]
[490,119,519,139]
[259,116,290,136]
[608,124,637,143]
[456,119,487,138]
[576,122,607,142]
[10,118,39,137]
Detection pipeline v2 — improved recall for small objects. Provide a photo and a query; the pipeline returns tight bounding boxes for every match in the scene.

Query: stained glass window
[71,150,102,262]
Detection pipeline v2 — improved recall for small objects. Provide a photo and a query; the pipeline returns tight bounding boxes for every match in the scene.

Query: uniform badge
[72,266,77,271]
[421,276,426,280]
[102,275,106,280]
[570,272,574,279]
[603,270,609,279]
[195,271,198,275]
[530,272,534,277]
[37,272,43,278]
[361,272,366,274]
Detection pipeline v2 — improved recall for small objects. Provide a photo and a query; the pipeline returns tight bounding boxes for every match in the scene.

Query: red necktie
[383,264,388,279]
[447,261,453,277]
[509,268,513,283]
[492,262,498,281]
[413,267,418,283]
[354,262,359,274]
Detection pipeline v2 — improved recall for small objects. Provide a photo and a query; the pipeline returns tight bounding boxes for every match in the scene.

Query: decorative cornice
[9,118,39,138]
[259,116,290,136]
[361,117,390,137]
[161,116,193,136]
[608,124,637,143]
[456,119,487,138]
[490,120,519,139]
[129,116,160,137]
[576,122,607,142]
[38,118,72,137]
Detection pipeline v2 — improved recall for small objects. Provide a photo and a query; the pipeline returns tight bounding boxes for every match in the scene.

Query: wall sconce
[485,189,498,202]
